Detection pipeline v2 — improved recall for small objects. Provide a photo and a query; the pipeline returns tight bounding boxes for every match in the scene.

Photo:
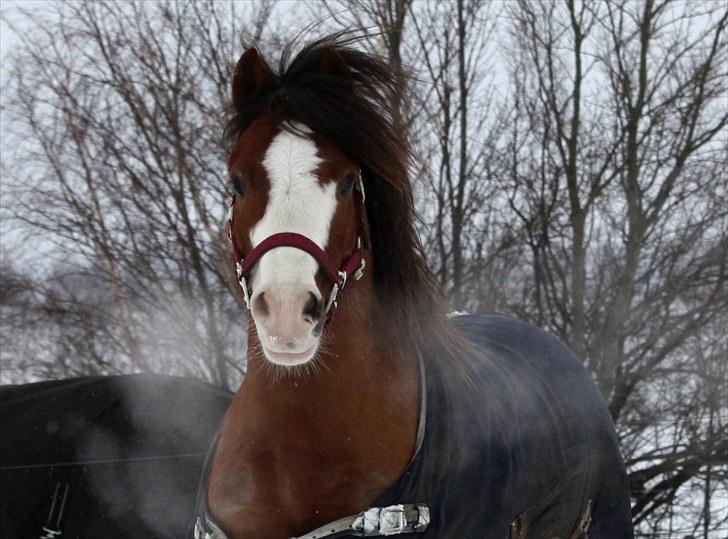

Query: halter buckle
[240,278,251,309]
[325,282,340,315]
[236,262,251,310]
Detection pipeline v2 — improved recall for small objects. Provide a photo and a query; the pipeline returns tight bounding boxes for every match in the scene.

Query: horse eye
[339,174,355,196]
[231,176,245,196]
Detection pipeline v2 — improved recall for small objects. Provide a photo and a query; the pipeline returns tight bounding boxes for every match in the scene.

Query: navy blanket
[0,374,231,538]
[371,314,634,538]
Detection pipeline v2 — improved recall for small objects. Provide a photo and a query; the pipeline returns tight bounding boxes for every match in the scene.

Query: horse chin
[261,341,318,367]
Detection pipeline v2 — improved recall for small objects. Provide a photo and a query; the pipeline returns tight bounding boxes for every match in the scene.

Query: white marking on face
[249,127,338,292]
[248,125,339,366]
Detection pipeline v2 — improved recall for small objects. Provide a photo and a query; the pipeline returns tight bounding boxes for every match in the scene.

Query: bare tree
[315,1,515,311]
[504,0,728,532]
[405,0,519,310]
[1,0,726,532]
[1,0,286,388]
[0,258,133,382]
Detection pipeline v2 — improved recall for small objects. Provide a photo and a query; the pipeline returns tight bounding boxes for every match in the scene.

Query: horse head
[226,45,375,367]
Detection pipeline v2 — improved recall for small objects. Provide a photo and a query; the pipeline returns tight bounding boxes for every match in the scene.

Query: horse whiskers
[251,339,332,385]
[308,346,332,376]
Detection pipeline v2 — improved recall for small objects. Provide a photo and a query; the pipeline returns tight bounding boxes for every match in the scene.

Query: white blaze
[249,127,338,295]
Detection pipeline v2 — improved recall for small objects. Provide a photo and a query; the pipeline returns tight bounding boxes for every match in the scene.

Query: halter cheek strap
[227,174,369,327]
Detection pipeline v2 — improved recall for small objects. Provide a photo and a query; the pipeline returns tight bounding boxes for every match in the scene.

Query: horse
[191,36,634,539]
[0,374,231,538]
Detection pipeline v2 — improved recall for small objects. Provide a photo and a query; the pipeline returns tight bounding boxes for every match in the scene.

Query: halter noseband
[227,173,369,327]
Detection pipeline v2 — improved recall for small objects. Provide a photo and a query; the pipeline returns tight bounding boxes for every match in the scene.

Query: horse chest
[205,374,418,538]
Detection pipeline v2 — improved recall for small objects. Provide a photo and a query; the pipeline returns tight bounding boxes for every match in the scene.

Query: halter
[227,172,369,327]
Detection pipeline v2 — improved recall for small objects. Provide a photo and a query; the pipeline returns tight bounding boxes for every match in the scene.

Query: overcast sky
[0,1,55,81]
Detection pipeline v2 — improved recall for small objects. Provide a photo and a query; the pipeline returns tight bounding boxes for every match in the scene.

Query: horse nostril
[302,292,320,321]
[253,292,269,317]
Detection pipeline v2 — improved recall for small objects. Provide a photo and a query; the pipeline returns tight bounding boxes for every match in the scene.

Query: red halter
[227,173,369,327]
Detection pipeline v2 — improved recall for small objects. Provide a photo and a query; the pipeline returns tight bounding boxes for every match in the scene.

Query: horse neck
[208,284,420,538]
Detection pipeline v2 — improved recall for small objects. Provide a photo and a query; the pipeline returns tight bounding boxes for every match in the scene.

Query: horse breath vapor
[0,375,231,537]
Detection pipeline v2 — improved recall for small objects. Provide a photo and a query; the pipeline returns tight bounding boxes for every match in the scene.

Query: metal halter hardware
[227,172,368,327]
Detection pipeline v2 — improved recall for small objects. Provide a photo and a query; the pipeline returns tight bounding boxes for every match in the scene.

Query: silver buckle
[240,277,251,309]
[379,505,407,534]
[354,259,366,281]
[236,265,251,310]
[324,271,347,314]
[324,282,339,314]
[414,504,430,530]
[194,518,211,539]
[235,261,252,310]
[350,504,429,535]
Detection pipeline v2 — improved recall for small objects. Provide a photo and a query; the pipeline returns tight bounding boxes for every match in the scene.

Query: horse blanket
[2,314,634,538]
[365,314,634,538]
[0,374,231,538]
[193,314,633,539]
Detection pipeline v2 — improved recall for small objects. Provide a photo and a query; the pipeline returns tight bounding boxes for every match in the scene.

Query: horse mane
[224,34,471,378]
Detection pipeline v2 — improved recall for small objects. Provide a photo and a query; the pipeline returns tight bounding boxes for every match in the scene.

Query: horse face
[228,115,360,367]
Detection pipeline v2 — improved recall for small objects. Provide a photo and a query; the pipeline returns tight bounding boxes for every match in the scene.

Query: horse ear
[318,47,350,79]
[232,48,273,111]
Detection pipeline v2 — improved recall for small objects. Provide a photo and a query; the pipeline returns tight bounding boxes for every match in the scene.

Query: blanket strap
[292,504,430,539]
[194,504,429,539]
[510,498,592,539]
[194,516,227,539]
[509,512,528,539]
[569,499,592,539]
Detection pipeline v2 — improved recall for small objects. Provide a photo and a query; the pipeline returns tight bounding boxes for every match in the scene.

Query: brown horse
[193,37,634,539]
